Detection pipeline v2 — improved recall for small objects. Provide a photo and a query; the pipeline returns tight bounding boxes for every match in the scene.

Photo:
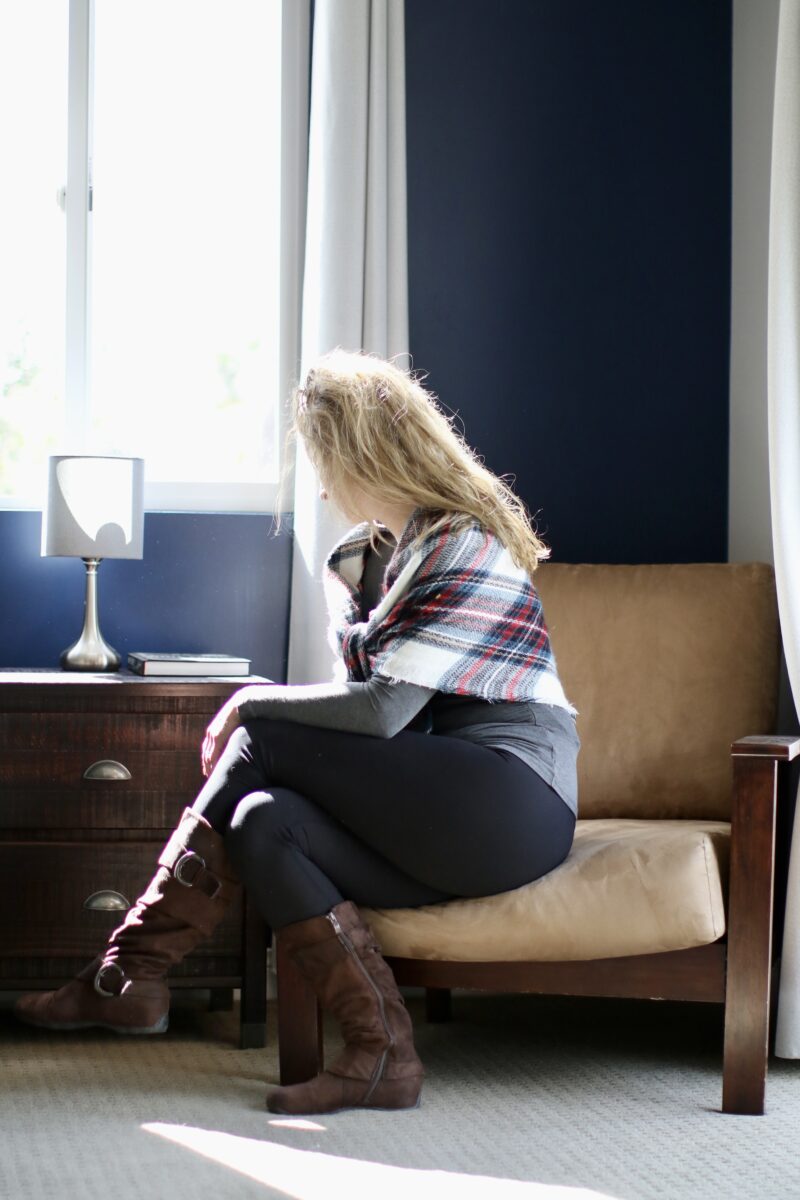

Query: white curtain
[286,0,409,685]
[768,0,800,1058]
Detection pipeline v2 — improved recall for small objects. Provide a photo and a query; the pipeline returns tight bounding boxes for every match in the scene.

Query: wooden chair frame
[275,734,800,1115]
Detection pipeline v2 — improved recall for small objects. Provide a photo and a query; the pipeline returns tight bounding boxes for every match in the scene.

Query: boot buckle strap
[174,850,222,899]
[94,962,130,999]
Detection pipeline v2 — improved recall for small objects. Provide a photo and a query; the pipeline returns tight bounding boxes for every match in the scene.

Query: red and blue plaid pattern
[323,509,560,702]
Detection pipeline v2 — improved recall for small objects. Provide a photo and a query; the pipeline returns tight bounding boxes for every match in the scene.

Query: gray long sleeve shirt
[237,674,435,739]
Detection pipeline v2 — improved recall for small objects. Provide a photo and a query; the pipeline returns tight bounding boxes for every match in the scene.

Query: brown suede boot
[14,808,239,1034]
[266,901,424,1115]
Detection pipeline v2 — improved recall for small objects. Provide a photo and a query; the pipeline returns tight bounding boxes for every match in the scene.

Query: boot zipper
[327,911,394,1103]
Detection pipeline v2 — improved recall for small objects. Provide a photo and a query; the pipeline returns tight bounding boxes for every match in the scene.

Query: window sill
[0,479,282,516]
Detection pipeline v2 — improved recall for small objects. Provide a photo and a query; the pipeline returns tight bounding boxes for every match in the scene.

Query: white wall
[730,0,798,731]
[729,0,780,563]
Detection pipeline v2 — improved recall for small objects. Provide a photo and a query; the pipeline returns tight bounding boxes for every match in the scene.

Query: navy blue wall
[0,511,292,676]
[405,0,732,563]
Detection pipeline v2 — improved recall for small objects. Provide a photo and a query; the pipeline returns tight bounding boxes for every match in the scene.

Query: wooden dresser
[0,670,269,1047]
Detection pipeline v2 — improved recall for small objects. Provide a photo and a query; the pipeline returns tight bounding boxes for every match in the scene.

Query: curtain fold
[768,0,800,1059]
[287,0,409,685]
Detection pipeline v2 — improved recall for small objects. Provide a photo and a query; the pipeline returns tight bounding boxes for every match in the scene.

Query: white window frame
[2,0,307,514]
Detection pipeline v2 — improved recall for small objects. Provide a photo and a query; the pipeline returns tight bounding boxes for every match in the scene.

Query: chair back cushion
[534,562,779,819]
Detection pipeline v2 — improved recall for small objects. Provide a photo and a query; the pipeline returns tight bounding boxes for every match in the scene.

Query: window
[0,2,68,502]
[0,0,304,512]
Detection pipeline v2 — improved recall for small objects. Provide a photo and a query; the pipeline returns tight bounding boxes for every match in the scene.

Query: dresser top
[0,670,268,686]
[0,670,270,712]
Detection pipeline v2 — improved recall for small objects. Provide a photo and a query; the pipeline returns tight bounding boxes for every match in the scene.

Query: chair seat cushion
[362,818,730,962]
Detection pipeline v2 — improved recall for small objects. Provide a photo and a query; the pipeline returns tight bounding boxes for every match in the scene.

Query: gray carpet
[2,989,799,1200]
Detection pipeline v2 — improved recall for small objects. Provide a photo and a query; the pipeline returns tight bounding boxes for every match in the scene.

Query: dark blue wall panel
[405,0,731,563]
[0,510,292,678]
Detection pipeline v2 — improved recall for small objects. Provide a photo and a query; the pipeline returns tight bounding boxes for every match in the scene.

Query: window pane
[0,1,68,500]
[91,0,282,485]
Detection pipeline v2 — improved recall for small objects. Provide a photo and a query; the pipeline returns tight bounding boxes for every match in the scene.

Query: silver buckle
[174,849,205,887]
[94,961,127,998]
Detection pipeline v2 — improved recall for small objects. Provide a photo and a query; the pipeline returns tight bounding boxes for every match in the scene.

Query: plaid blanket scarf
[323,507,569,704]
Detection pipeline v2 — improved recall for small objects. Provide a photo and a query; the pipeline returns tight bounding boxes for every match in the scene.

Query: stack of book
[127,652,251,677]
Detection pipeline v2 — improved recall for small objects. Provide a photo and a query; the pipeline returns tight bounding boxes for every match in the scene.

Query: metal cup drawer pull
[82,759,132,781]
[83,890,131,912]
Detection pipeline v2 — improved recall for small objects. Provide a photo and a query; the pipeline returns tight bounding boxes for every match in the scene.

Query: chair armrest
[731,734,800,760]
[723,732,797,1113]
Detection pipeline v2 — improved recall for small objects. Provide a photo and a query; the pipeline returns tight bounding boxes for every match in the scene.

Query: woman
[15,350,580,1117]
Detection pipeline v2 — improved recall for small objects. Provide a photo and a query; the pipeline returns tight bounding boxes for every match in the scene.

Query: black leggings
[192,719,576,930]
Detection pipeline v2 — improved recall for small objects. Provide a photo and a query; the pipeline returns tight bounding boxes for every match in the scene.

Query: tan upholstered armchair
[275,563,800,1115]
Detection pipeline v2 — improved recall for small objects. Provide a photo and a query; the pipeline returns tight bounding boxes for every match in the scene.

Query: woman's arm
[202,676,435,776]
[236,676,435,736]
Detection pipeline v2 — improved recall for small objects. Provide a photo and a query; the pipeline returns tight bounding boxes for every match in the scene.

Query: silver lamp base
[60,557,121,672]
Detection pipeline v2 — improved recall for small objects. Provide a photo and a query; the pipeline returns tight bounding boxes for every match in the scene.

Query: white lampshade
[42,455,145,559]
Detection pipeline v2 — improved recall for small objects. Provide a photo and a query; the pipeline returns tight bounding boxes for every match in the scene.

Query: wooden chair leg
[276,933,324,1086]
[425,986,452,1022]
[722,755,778,1114]
[240,896,269,1049]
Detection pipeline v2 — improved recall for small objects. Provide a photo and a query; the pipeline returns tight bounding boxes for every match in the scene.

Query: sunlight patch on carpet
[267,1118,327,1132]
[143,1123,621,1199]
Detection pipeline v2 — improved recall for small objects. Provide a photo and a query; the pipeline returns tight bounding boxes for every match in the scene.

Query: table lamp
[41,455,145,671]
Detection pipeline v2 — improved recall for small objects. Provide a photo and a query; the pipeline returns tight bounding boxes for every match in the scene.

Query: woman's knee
[222,722,257,766]
[218,718,292,784]
[223,789,302,874]
[225,791,274,848]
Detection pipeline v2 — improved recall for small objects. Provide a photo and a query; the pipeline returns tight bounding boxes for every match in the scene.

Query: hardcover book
[127,652,251,677]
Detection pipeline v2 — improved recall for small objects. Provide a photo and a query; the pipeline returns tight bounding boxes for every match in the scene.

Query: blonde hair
[275,349,551,576]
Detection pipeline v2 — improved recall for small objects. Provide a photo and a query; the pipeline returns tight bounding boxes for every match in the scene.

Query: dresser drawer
[0,790,192,832]
[0,751,206,831]
[0,712,210,754]
[2,749,203,792]
[0,841,242,961]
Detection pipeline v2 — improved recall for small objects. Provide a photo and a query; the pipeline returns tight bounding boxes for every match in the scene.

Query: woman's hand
[202,700,241,778]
